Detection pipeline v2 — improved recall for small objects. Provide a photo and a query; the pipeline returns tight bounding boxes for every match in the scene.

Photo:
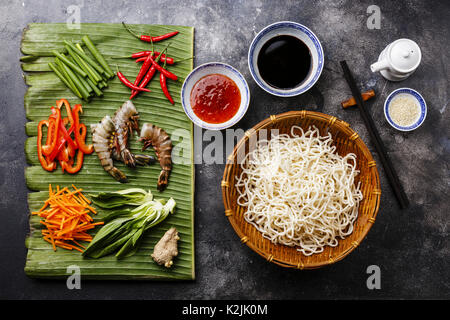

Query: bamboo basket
[222,111,381,269]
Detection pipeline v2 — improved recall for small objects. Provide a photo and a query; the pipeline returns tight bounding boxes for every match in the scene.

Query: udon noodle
[236,126,363,256]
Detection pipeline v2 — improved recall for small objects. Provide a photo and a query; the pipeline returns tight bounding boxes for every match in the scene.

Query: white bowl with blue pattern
[384,88,427,132]
[181,62,250,130]
[248,21,324,97]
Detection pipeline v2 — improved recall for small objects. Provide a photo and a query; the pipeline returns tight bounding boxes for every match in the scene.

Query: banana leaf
[22,23,195,280]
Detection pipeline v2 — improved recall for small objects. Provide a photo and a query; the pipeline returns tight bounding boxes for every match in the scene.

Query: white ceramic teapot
[370,39,421,81]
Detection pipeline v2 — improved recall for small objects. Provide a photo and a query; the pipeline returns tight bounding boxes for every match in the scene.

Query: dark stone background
[0,0,448,299]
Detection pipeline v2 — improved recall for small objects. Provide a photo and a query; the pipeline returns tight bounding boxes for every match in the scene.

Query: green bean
[48,62,82,99]
[59,59,90,101]
[79,54,103,83]
[75,43,83,52]
[74,43,105,82]
[52,50,87,78]
[67,56,93,94]
[87,78,103,97]
[20,55,38,62]
[63,40,106,76]
[82,35,115,79]
[66,45,99,85]
[54,58,82,98]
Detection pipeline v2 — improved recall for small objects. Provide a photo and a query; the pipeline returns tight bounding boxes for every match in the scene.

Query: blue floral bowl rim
[247,21,324,97]
[384,87,427,132]
[181,62,250,130]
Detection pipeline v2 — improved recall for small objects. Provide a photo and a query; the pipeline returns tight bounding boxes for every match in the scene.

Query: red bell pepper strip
[63,149,84,174]
[48,121,75,162]
[63,124,87,174]
[58,117,77,149]
[72,104,94,154]
[56,99,75,125]
[44,118,55,148]
[42,107,61,156]
[37,120,57,172]
[49,100,77,162]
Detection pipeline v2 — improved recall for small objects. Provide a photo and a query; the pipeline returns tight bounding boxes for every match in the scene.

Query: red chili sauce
[190,74,241,124]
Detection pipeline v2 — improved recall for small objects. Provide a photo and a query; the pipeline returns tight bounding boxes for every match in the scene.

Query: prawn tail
[157,170,170,191]
[134,154,156,166]
[109,167,128,183]
[121,149,136,168]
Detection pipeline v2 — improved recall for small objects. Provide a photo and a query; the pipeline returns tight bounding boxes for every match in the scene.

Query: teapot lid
[389,39,421,73]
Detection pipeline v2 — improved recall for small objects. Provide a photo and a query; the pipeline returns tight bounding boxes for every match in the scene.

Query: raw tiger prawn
[91,100,155,183]
[140,123,173,191]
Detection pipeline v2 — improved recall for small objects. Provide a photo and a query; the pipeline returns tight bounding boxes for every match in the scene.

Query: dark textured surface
[0,0,449,299]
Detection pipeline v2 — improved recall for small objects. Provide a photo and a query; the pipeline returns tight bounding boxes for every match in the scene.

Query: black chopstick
[340,60,409,209]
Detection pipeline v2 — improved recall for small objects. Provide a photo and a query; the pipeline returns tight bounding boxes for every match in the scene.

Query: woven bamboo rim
[222,111,381,269]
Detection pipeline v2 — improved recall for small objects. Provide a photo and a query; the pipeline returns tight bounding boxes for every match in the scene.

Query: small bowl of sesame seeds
[384,88,427,131]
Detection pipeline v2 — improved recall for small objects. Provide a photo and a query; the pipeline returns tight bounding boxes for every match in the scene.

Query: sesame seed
[389,95,420,127]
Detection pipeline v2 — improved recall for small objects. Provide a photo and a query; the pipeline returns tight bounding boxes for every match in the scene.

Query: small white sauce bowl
[181,62,250,130]
[384,88,427,132]
[248,21,324,97]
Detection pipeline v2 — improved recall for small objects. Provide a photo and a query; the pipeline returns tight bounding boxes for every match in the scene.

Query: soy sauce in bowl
[257,35,311,89]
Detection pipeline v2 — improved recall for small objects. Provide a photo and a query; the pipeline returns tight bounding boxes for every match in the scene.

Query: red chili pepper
[135,55,173,65]
[148,54,178,81]
[116,67,151,92]
[130,44,170,99]
[134,52,174,65]
[130,51,151,59]
[37,120,57,172]
[147,31,179,42]
[160,72,174,105]
[159,58,174,104]
[130,53,154,97]
[130,65,157,100]
[122,22,179,43]
[112,51,175,66]
[72,104,94,155]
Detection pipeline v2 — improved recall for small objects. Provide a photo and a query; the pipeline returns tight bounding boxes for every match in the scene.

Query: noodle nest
[236,126,363,256]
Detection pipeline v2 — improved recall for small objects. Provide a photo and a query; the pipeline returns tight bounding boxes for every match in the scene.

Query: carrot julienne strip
[33,184,101,253]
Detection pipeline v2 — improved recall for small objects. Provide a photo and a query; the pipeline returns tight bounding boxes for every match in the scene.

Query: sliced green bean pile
[49,35,114,101]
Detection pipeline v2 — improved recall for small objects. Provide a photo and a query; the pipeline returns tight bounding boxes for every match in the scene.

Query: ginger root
[151,227,179,268]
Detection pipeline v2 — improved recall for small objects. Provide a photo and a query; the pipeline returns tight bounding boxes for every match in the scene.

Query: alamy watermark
[366,265,381,290]
[66,265,81,289]
[367,5,381,29]
[157,126,281,166]
[66,1,84,29]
